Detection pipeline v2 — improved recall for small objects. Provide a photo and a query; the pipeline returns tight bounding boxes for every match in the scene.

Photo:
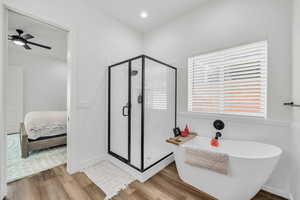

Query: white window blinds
[151,88,168,110]
[188,41,267,117]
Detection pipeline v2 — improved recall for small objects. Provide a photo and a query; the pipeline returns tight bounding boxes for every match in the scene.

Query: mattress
[24,111,67,140]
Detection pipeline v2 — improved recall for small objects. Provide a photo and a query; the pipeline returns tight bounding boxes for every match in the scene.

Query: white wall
[8,49,67,115]
[144,0,292,121]
[0,1,143,191]
[0,0,295,198]
[144,0,293,196]
[0,0,7,198]
[291,0,300,199]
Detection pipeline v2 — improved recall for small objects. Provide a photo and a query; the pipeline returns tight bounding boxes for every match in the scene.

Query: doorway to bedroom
[5,10,69,182]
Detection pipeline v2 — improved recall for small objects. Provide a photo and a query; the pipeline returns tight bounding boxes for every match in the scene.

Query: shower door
[108,62,131,163]
[108,55,176,172]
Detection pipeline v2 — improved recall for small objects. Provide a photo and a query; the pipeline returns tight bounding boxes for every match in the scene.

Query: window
[145,67,169,110]
[188,41,267,117]
[149,88,168,110]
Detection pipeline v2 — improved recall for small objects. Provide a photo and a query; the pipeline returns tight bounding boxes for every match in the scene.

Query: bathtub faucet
[215,132,222,140]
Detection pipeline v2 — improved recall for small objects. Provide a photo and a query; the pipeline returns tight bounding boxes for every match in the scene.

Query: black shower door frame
[108,55,177,172]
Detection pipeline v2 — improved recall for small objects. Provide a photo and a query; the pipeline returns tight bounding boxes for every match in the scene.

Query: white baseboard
[139,155,174,183]
[262,185,290,199]
[108,153,174,183]
[5,127,19,134]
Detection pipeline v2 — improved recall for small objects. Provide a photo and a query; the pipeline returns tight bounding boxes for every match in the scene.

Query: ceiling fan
[8,29,52,50]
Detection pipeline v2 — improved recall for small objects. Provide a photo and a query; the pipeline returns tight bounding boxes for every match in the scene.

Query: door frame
[0,4,78,198]
[5,66,23,134]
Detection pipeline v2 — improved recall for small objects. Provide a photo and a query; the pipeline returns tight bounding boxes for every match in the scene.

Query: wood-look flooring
[6,162,287,200]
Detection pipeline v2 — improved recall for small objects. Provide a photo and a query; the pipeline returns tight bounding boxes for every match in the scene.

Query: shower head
[131,70,138,76]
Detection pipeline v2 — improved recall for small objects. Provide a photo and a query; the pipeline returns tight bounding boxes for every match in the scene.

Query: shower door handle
[122,103,129,117]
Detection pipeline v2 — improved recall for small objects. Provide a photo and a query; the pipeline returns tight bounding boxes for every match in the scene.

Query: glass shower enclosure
[108,55,177,172]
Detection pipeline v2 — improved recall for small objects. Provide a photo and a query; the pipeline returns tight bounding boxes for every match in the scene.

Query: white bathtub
[173,136,282,200]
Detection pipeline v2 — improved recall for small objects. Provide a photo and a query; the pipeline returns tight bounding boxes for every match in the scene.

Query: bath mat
[83,160,135,200]
[7,133,67,182]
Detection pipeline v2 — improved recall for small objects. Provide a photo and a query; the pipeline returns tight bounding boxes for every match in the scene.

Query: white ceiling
[8,11,68,61]
[7,0,208,60]
[93,0,208,32]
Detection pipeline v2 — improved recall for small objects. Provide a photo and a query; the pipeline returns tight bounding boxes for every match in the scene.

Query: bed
[20,111,67,158]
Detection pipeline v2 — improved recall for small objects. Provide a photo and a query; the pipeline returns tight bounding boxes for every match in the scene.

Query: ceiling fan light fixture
[9,29,51,50]
[13,39,25,46]
[140,11,148,19]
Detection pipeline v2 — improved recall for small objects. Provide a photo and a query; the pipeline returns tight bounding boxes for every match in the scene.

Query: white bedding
[24,111,67,140]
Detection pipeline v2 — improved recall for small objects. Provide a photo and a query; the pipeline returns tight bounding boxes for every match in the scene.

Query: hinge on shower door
[138,94,143,104]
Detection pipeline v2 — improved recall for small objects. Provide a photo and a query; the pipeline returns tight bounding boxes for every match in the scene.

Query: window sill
[179,112,290,127]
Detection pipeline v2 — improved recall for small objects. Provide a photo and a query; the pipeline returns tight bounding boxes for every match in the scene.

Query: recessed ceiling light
[140,11,148,19]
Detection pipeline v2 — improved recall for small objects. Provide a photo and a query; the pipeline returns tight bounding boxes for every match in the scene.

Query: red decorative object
[211,139,219,147]
[180,125,189,137]
[185,125,189,133]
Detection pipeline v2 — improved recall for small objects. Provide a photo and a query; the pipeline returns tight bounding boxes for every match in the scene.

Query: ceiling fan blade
[27,41,51,49]
[23,34,34,40]
[24,44,31,50]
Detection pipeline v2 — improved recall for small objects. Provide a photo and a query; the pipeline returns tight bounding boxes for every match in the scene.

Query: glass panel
[144,58,176,169]
[130,58,142,169]
[110,63,129,161]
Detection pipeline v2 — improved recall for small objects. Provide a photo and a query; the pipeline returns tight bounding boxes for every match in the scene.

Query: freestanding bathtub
[173,136,282,200]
